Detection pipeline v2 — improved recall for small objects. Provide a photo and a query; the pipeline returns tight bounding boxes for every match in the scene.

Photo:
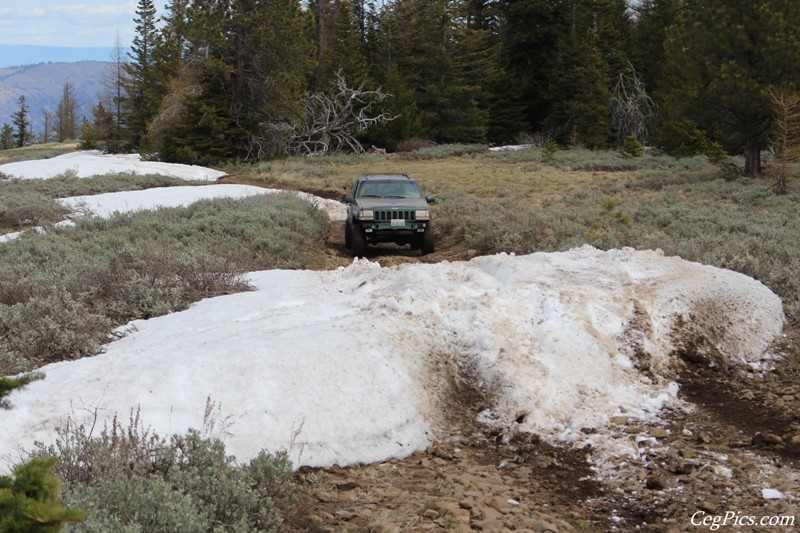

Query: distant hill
[0,44,116,68]
[0,62,109,139]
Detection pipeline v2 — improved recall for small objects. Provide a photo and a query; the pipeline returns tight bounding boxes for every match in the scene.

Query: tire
[421,227,435,255]
[351,225,367,257]
[344,220,352,249]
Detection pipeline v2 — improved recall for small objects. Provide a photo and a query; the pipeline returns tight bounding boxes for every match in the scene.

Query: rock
[650,428,669,439]
[431,445,454,460]
[334,509,358,521]
[531,518,560,532]
[487,496,513,513]
[473,519,505,531]
[698,501,717,514]
[370,522,401,533]
[335,481,361,491]
[752,432,783,445]
[610,416,631,425]
[668,457,695,475]
[421,508,440,520]
[697,431,713,444]
[646,476,667,490]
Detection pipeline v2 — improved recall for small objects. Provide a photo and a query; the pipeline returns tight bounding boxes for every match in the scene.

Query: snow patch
[0,150,226,181]
[0,247,784,470]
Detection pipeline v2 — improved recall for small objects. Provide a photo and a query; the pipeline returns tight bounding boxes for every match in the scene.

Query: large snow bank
[0,247,783,469]
[0,150,226,181]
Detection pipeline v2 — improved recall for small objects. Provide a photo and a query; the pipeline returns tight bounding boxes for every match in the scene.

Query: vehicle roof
[357,173,414,181]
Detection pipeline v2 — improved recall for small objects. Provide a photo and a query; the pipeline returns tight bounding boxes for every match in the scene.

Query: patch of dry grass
[224,149,635,205]
[0,142,78,165]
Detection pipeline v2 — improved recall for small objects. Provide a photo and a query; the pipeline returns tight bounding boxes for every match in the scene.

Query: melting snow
[0,151,786,472]
[0,150,226,181]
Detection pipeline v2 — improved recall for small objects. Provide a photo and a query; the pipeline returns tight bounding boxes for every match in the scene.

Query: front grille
[374,210,415,222]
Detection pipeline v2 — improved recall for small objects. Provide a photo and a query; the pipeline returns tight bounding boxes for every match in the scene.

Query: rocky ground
[280,220,800,532]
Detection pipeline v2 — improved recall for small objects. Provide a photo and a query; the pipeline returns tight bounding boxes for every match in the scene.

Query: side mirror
[344,194,354,203]
[426,195,437,204]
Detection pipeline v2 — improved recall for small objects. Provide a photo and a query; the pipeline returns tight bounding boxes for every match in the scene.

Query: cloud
[0,1,166,47]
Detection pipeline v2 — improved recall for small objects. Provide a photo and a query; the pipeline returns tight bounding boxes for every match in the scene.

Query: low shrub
[399,143,488,160]
[0,194,330,373]
[395,137,434,152]
[434,177,800,323]
[34,412,296,533]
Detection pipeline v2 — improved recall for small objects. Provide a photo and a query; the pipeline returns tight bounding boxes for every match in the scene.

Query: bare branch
[274,70,397,157]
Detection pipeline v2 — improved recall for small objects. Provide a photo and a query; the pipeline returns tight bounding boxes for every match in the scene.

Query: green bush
[34,414,296,533]
[620,136,644,158]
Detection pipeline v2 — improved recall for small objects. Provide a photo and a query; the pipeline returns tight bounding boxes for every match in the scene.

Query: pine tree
[370,0,489,145]
[125,0,161,150]
[548,26,613,148]
[1,124,15,150]
[629,0,679,99]
[98,36,131,153]
[660,0,800,176]
[500,0,565,134]
[55,83,79,142]
[1,374,85,531]
[11,96,29,148]
[159,0,315,162]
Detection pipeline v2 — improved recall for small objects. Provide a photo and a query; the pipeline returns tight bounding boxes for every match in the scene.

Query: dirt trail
[284,214,800,532]
[283,341,800,532]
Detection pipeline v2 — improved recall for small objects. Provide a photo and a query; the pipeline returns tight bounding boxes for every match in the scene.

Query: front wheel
[344,220,352,249]
[421,227,435,255]
[351,225,367,257]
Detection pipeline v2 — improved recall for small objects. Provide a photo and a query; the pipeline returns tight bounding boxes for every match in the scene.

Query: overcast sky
[0,1,168,48]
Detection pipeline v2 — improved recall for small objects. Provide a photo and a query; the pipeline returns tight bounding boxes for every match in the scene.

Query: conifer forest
[26,0,800,173]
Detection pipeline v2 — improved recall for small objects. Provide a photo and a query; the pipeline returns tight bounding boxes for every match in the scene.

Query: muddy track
[232,181,800,531]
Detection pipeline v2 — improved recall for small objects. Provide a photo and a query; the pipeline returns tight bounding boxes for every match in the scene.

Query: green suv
[344,173,436,257]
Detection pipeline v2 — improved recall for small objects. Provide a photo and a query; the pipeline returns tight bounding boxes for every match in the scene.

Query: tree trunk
[743,138,761,177]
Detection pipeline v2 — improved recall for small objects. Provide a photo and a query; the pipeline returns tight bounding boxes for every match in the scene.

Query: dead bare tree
[765,85,800,195]
[610,63,656,146]
[276,71,396,157]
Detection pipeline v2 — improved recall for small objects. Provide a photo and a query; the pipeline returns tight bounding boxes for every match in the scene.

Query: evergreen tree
[629,0,679,99]
[11,96,29,148]
[499,0,565,134]
[547,26,613,148]
[55,83,79,142]
[660,0,800,176]
[0,124,14,150]
[1,374,85,531]
[125,0,161,150]
[159,0,315,162]
[371,0,489,145]
[99,36,130,153]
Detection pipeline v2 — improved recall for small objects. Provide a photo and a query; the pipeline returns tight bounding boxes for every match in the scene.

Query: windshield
[357,180,423,199]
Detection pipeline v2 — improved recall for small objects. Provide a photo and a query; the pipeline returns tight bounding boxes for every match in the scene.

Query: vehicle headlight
[415,209,430,220]
[359,209,374,220]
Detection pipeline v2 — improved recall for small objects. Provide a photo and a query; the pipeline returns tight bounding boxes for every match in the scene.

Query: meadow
[2,144,798,531]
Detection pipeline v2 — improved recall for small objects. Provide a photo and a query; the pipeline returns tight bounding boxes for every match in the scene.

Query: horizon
[0,43,120,69]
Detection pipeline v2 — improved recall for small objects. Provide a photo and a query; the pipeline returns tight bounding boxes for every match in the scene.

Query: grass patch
[0,142,79,165]
[0,194,330,373]
[227,149,800,323]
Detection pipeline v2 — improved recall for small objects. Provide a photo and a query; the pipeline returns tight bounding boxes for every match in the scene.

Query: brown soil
[231,181,800,532]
